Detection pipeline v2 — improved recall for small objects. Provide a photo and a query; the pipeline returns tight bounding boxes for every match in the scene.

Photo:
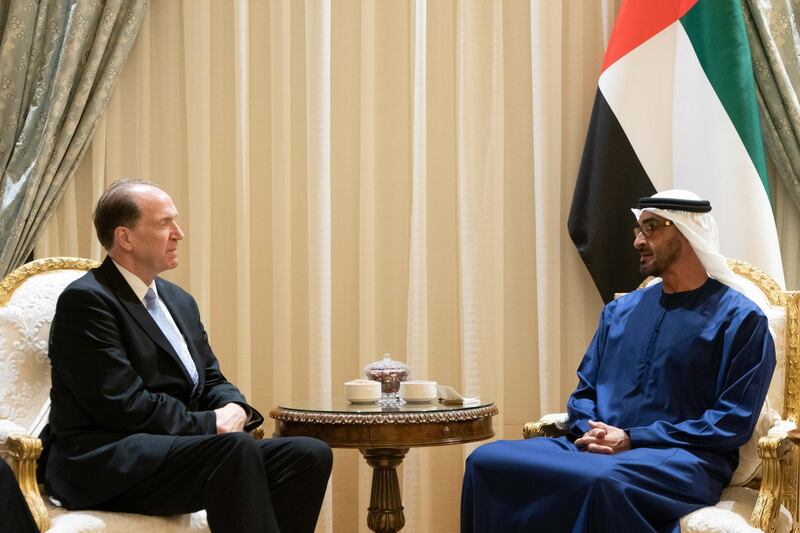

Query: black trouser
[1,458,39,533]
[98,433,332,533]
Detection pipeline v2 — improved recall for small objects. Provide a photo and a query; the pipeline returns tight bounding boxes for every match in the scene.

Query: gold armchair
[0,258,210,532]
[523,260,800,533]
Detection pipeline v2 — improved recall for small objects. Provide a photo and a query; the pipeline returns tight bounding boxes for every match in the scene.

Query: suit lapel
[98,258,191,384]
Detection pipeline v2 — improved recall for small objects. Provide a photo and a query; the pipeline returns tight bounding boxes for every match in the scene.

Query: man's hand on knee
[214,403,247,433]
[574,420,631,455]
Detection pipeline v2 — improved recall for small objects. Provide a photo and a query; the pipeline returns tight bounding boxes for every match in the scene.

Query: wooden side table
[270,399,498,533]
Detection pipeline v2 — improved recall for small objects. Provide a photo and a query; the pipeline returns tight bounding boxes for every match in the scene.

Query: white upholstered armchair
[523,260,800,533]
[0,258,209,532]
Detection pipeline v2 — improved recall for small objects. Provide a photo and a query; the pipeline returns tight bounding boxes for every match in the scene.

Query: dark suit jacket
[43,257,263,508]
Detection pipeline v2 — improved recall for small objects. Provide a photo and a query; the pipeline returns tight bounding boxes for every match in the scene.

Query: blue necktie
[144,288,199,388]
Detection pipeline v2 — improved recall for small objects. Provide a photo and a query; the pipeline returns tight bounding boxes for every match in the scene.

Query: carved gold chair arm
[250,425,265,440]
[6,434,50,532]
[523,413,569,439]
[750,434,794,533]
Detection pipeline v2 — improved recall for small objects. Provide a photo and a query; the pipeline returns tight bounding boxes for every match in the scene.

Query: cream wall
[37,1,800,532]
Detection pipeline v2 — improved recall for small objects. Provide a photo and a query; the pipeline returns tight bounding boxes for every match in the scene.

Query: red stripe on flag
[601,0,699,73]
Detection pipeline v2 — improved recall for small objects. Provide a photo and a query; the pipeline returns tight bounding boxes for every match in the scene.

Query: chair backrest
[718,260,797,423]
[0,258,99,436]
[726,260,800,519]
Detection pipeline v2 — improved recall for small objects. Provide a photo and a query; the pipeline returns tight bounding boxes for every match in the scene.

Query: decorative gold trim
[0,257,99,306]
[780,291,800,526]
[523,417,568,439]
[270,405,498,425]
[250,426,265,440]
[7,435,50,532]
[752,435,794,532]
[727,259,786,308]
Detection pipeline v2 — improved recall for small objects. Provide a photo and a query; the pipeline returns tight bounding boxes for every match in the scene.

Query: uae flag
[568,0,785,302]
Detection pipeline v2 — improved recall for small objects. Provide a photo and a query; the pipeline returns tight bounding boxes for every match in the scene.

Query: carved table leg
[360,447,410,533]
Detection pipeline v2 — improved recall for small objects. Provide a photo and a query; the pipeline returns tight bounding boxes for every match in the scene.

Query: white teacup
[399,380,438,402]
[345,379,381,403]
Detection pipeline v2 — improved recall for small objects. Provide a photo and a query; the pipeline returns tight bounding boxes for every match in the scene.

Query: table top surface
[270,398,498,448]
[273,398,494,415]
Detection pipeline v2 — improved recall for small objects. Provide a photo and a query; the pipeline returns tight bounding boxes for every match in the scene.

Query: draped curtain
[35,1,800,531]
[744,0,800,290]
[0,0,146,277]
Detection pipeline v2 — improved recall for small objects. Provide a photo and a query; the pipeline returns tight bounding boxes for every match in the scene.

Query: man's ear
[114,226,133,252]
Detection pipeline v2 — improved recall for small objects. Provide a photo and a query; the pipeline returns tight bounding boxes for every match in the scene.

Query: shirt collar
[112,260,157,303]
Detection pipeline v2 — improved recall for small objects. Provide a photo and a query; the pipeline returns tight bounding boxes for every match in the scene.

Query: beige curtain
[35,1,650,531]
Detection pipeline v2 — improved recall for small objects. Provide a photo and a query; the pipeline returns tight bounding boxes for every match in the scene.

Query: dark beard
[639,235,683,277]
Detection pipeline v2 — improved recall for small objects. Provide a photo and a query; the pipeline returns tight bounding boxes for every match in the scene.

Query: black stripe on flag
[568,89,656,303]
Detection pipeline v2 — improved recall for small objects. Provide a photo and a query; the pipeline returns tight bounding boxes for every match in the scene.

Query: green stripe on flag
[680,0,769,197]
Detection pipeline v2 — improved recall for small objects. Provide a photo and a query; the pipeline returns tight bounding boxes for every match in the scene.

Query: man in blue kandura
[461,190,777,533]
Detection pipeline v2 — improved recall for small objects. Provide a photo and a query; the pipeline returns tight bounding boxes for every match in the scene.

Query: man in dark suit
[42,179,332,533]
